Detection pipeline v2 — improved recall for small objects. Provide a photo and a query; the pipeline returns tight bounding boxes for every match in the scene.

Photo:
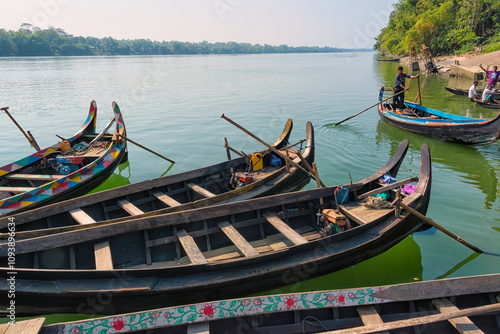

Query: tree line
[375,0,500,55]
[0,24,367,57]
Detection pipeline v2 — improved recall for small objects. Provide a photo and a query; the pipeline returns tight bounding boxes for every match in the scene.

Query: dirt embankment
[400,50,500,73]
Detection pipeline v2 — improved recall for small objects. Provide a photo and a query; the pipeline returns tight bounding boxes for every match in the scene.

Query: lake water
[1,53,499,319]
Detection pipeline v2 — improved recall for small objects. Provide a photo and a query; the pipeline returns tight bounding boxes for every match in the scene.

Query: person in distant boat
[468,81,479,101]
[393,66,419,111]
[479,64,499,90]
[481,85,496,103]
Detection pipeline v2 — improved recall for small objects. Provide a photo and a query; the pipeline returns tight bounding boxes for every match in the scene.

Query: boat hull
[378,102,500,145]
[0,140,432,316]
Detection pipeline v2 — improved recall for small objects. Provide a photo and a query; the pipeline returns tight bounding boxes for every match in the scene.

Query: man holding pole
[393,66,419,111]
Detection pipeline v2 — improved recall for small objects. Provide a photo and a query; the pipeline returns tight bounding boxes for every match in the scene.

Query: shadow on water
[375,120,499,209]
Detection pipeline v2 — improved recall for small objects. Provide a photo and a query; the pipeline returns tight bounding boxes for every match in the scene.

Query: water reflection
[375,121,498,209]
[88,160,132,194]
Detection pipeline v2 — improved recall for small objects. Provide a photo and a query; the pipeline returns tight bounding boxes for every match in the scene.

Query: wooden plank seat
[0,186,36,193]
[357,306,390,334]
[432,298,485,334]
[130,226,320,269]
[0,317,45,334]
[177,230,208,265]
[264,214,308,245]
[339,201,394,225]
[217,221,259,257]
[4,174,63,181]
[187,322,209,334]
[153,191,182,207]
[70,208,96,225]
[94,241,114,270]
[187,183,216,198]
[117,199,145,216]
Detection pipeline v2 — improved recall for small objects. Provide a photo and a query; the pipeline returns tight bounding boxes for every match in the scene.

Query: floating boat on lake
[0,119,314,238]
[34,273,500,334]
[473,98,500,109]
[0,101,127,217]
[445,86,500,99]
[378,88,500,145]
[0,139,432,315]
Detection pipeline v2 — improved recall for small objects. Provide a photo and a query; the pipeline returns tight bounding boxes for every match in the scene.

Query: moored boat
[473,98,500,109]
[445,86,500,99]
[35,273,500,334]
[378,88,500,145]
[0,119,314,237]
[0,101,127,217]
[0,139,432,315]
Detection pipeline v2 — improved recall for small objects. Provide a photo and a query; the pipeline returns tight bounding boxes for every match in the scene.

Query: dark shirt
[394,73,410,91]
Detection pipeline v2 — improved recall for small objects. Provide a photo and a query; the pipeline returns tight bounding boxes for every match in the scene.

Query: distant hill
[375,0,500,55]
[0,24,370,57]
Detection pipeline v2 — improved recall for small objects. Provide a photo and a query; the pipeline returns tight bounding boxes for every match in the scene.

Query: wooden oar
[118,134,175,164]
[220,114,320,183]
[396,199,483,254]
[417,74,422,105]
[223,138,245,158]
[331,89,408,126]
[2,106,41,151]
[223,138,231,161]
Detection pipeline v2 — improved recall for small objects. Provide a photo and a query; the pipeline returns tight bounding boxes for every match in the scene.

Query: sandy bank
[400,50,500,73]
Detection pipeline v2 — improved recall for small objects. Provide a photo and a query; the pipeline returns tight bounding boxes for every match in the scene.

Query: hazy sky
[1,0,398,48]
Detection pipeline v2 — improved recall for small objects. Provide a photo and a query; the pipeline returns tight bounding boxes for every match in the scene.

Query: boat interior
[6,172,417,271]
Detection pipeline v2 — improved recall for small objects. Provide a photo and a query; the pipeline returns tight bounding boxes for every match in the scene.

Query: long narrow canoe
[473,98,500,109]
[445,86,500,99]
[0,101,127,217]
[378,88,500,145]
[0,139,432,315]
[37,273,500,334]
[0,119,314,237]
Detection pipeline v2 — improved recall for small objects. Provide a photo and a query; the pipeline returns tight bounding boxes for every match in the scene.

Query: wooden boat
[445,86,500,99]
[0,101,127,217]
[378,88,500,145]
[33,273,500,334]
[377,57,400,62]
[0,119,314,238]
[473,98,500,109]
[0,139,432,315]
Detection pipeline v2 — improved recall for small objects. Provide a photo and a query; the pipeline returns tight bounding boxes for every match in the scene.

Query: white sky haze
[1,0,398,49]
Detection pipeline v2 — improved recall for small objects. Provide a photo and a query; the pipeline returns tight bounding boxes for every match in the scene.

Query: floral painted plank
[55,287,389,334]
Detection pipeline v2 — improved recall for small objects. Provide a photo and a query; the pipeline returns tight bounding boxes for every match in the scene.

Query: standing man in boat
[394,66,419,111]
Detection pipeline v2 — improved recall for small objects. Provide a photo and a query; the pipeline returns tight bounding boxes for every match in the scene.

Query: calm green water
[1,53,499,320]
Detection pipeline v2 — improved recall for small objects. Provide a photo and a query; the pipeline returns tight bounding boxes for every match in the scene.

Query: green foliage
[375,0,500,55]
[0,25,364,57]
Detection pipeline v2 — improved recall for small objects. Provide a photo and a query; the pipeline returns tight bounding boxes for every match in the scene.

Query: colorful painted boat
[378,88,500,145]
[0,139,432,316]
[0,101,127,217]
[33,273,500,334]
[0,119,313,238]
[445,86,500,99]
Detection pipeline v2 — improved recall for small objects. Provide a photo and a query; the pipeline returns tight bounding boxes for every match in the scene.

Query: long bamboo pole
[332,89,408,126]
[398,201,483,254]
[118,134,175,164]
[2,107,41,151]
[220,114,320,183]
